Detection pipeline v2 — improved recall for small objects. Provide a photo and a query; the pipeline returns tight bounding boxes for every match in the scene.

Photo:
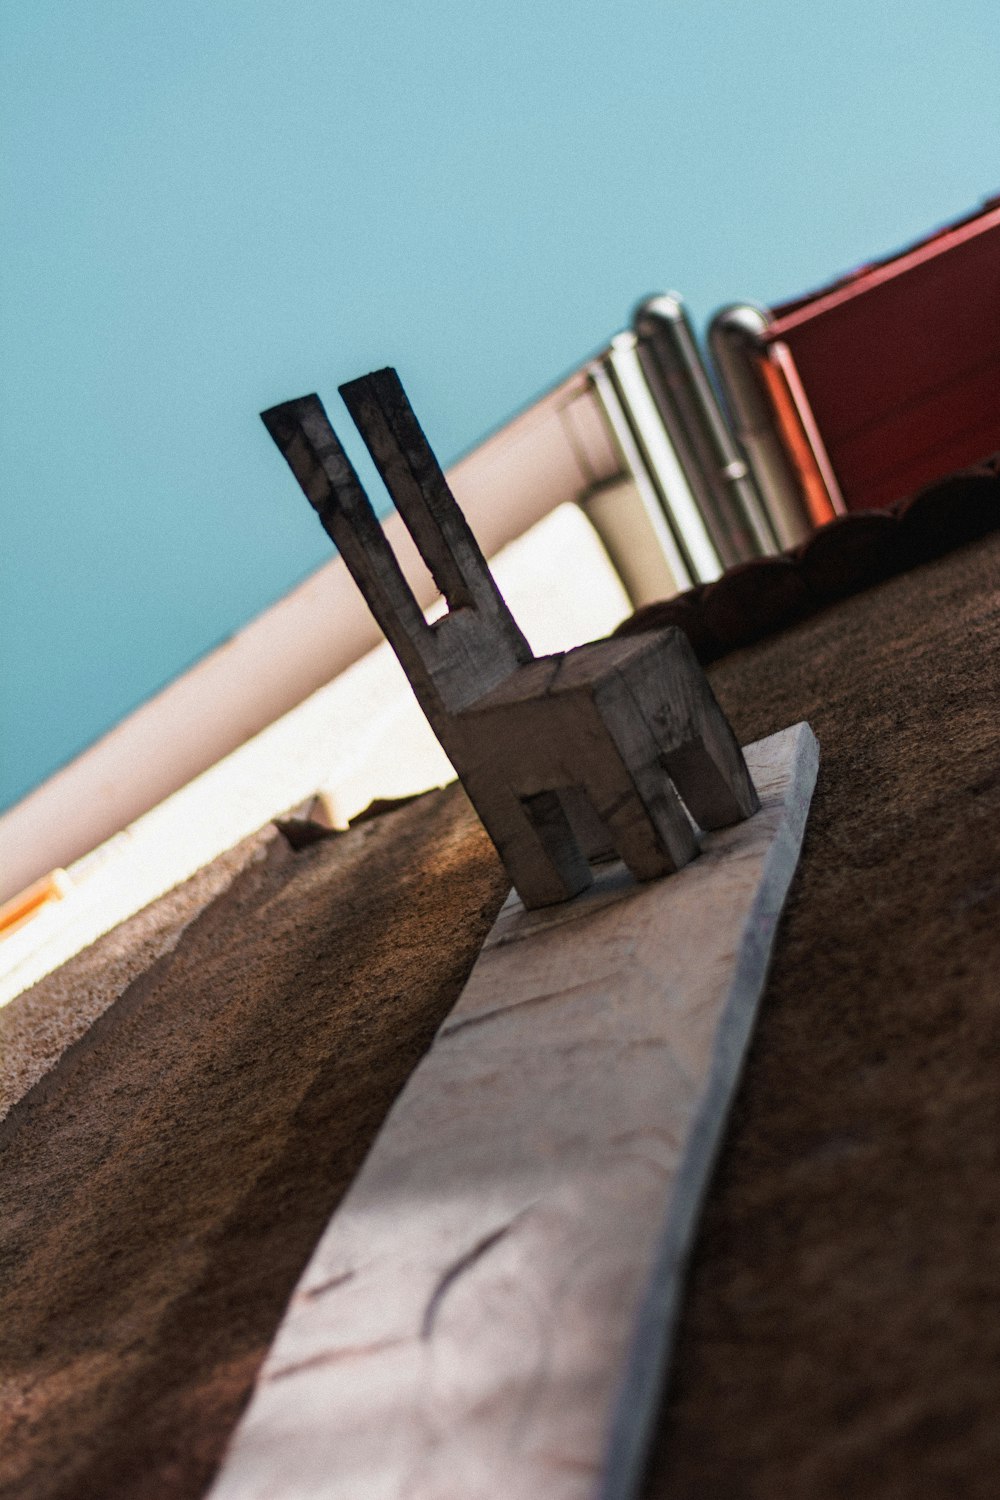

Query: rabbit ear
[341,369,531,668]
[261,389,438,685]
[261,393,356,515]
[339,368,471,610]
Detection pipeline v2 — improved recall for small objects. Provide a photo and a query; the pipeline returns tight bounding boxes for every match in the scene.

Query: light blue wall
[3,0,997,810]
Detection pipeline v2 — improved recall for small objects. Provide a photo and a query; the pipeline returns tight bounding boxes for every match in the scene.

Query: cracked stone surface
[207,724,817,1500]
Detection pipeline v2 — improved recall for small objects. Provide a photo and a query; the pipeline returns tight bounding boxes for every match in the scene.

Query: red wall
[766,204,1000,510]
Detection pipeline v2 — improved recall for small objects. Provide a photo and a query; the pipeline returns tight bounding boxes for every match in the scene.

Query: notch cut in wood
[262,370,758,908]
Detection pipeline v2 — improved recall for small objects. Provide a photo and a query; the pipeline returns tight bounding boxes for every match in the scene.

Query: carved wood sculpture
[262,370,759,908]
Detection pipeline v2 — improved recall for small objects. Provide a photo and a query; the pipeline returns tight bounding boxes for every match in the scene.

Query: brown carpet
[0,829,275,1124]
[643,528,1000,1499]
[0,788,508,1500]
[1,531,997,1499]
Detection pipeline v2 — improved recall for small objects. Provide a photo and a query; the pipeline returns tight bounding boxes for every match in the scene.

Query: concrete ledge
[209,722,818,1500]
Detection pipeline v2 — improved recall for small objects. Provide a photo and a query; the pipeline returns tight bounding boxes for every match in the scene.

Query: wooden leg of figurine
[579,749,695,882]
[465,778,593,909]
[620,632,760,829]
[518,790,593,898]
[659,736,757,829]
[558,785,617,864]
[612,756,700,875]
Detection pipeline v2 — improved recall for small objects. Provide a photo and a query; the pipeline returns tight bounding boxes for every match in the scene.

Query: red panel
[832,357,1000,508]
[764,204,1000,510]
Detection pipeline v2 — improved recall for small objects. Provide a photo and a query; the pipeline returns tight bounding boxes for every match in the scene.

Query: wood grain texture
[208,722,818,1500]
[263,375,758,911]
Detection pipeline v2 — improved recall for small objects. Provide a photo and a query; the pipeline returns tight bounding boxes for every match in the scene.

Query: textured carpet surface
[0,789,508,1500]
[642,529,1000,1500]
[0,830,274,1124]
[1,533,997,1499]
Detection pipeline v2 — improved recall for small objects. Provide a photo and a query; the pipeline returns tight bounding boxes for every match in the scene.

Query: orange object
[757,345,842,527]
[0,869,70,940]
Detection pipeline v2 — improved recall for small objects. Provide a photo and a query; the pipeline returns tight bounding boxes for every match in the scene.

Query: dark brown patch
[348,791,429,826]
[796,509,898,602]
[699,555,812,651]
[616,466,1000,662]
[273,816,341,852]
